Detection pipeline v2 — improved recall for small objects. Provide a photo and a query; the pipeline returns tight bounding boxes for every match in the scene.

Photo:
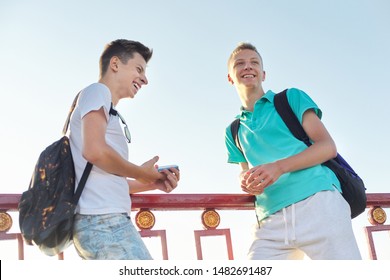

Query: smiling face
[227,49,266,92]
[115,52,148,99]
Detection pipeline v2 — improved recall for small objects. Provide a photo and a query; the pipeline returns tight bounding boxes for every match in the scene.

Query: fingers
[243,185,265,195]
[241,185,252,194]
[160,168,180,180]
[241,169,267,195]
[247,176,266,188]
[151,155,159,165]
[242,171,259,186]
[164,180,173,193]
[169,167,180,181]
[159,168,180,193]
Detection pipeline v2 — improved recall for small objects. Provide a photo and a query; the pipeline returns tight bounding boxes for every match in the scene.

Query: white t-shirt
[69,83,131,214]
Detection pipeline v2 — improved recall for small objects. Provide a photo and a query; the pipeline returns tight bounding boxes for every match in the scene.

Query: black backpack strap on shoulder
[230,118,243,154]
[62,92,81,136]
[63,95,118,136]
[109,103,118,116]
[72,162,93,204]
[274,89,311,147]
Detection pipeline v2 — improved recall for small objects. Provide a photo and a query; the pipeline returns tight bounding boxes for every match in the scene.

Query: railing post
[194,228,234,260]
[194,209,234,260]
[136,209,169,260]
[17,234,24,260]
[364,206,389,260]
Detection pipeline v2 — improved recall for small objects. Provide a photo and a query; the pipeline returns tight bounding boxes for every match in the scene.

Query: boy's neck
[239,88,265,112]
[98,77,120,106]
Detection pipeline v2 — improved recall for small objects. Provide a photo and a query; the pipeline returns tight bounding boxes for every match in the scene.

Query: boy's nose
[141,75,148,85]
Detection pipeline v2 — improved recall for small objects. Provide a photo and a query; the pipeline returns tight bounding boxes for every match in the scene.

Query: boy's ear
[227,74,234,85]
[109,56,120,72]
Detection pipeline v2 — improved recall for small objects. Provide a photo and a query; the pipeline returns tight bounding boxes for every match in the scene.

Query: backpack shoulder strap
[230,89,311,155]
[73,162,93,204]
[62,92,81,135]
[63,94,118,135]
[230,118,243,154]
[274,89,311,147]
[109,103,118,116]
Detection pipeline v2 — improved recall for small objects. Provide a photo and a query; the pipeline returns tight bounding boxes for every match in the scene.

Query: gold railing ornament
[135,209,155,230]
[201,209,220,230]
[0,212,13,232]
[368,206,387,225]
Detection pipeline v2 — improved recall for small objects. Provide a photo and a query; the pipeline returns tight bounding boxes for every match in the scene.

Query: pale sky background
[0,0,389,260]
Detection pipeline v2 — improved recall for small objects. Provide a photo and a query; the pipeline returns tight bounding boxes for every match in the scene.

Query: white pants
[248,189,362,260]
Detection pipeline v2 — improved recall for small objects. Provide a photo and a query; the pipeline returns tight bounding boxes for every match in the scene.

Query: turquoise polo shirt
[225,88,341,221]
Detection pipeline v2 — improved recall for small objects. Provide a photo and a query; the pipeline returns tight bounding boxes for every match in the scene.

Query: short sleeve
[286,88,322,124]
[78,83,111,120]
[225,123,247,164]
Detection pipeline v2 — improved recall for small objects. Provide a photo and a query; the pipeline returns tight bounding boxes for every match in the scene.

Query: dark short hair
[99,39,153,77]
[228,42,263,68]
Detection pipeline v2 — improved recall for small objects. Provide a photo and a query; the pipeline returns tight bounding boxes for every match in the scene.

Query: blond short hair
[228,42,263,68]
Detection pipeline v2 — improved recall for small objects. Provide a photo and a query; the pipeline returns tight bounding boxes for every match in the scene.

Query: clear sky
[0,0,389,260]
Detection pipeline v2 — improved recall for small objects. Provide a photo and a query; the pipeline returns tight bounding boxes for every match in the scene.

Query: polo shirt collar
[239,90,276,116]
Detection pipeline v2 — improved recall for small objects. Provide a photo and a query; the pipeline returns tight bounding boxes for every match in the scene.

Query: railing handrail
[131,193,255,210]
[2,193,390,211]
[0,193,255,211]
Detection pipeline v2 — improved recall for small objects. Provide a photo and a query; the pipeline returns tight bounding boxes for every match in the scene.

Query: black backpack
[230,89,366,218]
[18,93,93,256]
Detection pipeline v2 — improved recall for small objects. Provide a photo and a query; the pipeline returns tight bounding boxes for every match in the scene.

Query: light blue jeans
[73,213,153,260]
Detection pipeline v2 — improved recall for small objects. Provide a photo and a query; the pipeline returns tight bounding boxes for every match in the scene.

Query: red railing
[1,193,389,260]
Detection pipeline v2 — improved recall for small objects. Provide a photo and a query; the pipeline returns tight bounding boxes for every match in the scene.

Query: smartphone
[157,165,179,172]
